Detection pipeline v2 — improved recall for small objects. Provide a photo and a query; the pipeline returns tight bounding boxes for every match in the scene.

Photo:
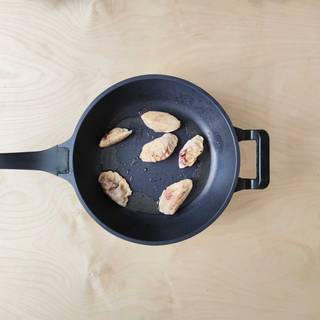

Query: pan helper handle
[235,128,270,191]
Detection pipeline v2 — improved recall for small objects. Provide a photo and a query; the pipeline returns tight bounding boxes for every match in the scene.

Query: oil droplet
[144,168,148,172]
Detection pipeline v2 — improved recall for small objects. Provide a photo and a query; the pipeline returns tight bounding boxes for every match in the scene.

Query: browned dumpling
[179,135,204,168]
[99,128,132,148]
[158,179,193,215]
[141,111,180,133]
[98,171,132,207]
[140,133,178,162]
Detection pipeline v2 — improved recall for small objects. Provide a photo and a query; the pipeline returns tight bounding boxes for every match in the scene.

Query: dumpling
[140,133,178,162]
[158,179,193,215]
[99,127,132,148]
[98,171,132,207]
[141,111,180,133]
[179,135,204,168]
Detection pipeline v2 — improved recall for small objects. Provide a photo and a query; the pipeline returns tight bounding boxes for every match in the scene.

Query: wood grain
[0,0,320,319]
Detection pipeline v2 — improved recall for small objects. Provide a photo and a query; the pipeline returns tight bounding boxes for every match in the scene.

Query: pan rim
[71,74,240,245]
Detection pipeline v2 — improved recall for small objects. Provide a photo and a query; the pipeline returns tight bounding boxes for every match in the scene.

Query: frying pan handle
[235,128,270,191]
[0,145,69,176]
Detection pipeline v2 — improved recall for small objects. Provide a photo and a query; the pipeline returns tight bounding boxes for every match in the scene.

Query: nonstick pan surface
[72,75,240,244]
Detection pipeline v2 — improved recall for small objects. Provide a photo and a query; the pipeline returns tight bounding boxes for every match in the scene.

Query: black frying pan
[0,75,269,245]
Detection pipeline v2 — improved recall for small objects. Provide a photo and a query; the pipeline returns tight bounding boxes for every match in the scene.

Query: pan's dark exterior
[0,75,269,245]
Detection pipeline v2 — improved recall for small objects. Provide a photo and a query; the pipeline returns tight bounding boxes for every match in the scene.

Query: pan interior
[73,77,238,243]
[100,113,211,214]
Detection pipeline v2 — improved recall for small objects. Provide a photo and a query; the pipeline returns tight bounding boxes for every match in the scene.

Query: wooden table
[0,1,319,319]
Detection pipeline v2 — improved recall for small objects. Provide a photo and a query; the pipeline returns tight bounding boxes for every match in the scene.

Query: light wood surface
[0,1,319,319]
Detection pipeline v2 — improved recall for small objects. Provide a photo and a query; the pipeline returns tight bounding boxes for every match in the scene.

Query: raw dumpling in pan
[141,111,180,133]
[99,127,132,148]
[98,171,132,207]
[179,135,204,168]
[140,133,178,162]
[158,179,193,215]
